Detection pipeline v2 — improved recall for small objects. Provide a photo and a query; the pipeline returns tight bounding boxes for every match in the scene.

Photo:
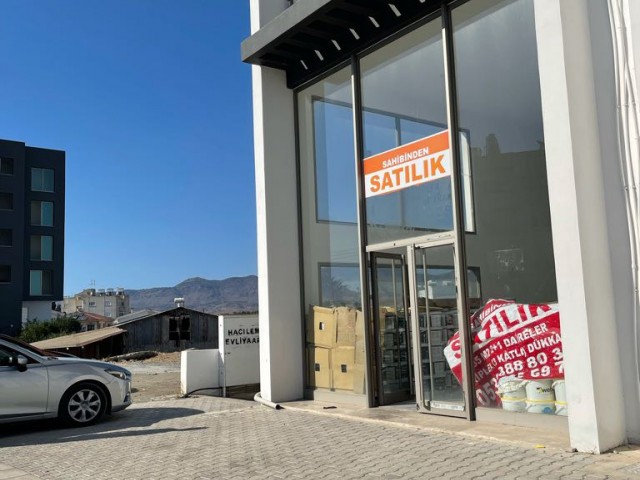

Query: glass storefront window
[298,67,365,396]
[291,0,564,418]
[360,22,452,245]
[452,0,563,416]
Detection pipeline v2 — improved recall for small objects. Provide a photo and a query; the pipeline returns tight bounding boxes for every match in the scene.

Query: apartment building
[0,139,65,335]
[63,288,130,319]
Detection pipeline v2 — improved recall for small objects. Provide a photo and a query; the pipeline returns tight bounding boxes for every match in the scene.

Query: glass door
[408,242,466,415]
[371,253,413,405]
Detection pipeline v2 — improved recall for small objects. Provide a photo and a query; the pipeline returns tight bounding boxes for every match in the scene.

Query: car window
[0,344,39,365]
[1,335,52,358]
[0,346,12,366]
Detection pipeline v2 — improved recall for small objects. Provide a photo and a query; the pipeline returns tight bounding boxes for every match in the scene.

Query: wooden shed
[32,326,125,359]
[113,306,218,353]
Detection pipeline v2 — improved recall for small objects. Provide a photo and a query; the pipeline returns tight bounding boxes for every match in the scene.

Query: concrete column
[534,0,627,453]
[250,0,289,31]
[250,2,304,403]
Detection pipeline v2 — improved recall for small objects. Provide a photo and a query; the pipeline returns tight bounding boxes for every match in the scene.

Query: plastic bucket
[525,379,555,414]
[501,395,526,412]
[553,379,568,416]
[498,377,526,413]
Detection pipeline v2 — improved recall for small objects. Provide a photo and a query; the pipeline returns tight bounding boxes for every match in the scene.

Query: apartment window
[31,201,54,226]
[88,301,96,307]
[29,270,52,295]
[30,235,53,261]
[0,158,14,175]
[31,168,54,192]
[0,229,12,247]
[105,301,112,307]
[0,266,10,283]
[0,193,13,211]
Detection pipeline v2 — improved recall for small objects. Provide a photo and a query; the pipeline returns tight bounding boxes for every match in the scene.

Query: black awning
[241,0,441,89]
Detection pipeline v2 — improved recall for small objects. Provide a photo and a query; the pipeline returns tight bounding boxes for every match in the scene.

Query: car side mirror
[11,355,28,372]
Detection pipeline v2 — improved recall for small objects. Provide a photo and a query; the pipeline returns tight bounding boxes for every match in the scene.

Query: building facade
[63,288,130,319]
[242,0,640,454]
[0,139,65,335]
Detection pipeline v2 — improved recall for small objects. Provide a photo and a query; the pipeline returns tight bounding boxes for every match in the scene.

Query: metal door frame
[407,238,470,418]
[370,252,413,406]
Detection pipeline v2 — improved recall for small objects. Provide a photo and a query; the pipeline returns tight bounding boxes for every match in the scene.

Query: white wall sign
[219,314,260,388]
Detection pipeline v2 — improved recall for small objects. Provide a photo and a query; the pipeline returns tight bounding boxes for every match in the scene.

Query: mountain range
[125,275,258,314]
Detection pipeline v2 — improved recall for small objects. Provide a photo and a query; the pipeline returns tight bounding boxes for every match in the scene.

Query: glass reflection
[360,20,452,244]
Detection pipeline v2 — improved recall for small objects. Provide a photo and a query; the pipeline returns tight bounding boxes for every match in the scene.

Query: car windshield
[0,334,57,358]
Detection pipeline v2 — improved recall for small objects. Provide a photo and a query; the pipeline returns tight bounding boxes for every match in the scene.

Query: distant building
[0,139,65,335]
[63,288,130,319]
[76,311,114,331]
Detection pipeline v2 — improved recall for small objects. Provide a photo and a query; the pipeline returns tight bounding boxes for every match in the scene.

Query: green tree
[19,316,82,343]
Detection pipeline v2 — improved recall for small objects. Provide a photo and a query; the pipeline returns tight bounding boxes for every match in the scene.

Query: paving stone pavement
[0,396,639,480]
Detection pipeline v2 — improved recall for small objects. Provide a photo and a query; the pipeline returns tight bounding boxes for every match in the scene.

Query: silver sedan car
[0,334,132,426]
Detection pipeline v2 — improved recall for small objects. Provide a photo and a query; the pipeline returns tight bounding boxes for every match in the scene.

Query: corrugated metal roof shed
[114,309,157,325]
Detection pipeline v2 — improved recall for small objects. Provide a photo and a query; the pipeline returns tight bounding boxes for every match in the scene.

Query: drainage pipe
[254,392,282,410]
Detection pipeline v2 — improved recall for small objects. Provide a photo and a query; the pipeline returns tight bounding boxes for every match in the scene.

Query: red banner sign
[444,299,564,407]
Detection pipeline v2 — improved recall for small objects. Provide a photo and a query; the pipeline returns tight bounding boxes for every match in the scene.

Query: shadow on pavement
[0,406,205,447]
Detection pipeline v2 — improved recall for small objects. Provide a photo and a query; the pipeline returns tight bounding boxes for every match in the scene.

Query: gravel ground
[113,352,182,403]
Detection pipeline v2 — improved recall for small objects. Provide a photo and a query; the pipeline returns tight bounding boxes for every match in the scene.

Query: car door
[0,343,49,419]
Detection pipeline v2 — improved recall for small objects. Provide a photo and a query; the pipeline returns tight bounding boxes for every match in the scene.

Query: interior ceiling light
[332,39,341,51]
[369,16,380,28]
[388,3,401,16]
[300,59,309,70]
[315,49,324,61]
[350,28,360,40]
[419,0,426,3]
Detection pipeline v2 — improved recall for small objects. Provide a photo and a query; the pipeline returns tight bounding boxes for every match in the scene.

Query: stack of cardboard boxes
[307,306,366,394]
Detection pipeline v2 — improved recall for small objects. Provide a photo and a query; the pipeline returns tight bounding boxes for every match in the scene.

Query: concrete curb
[0,463,40,479]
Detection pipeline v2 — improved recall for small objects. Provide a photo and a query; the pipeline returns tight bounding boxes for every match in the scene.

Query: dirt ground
[113,352,182,403]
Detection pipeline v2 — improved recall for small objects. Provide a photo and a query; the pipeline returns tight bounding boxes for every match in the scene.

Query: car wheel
[59,383,107,426]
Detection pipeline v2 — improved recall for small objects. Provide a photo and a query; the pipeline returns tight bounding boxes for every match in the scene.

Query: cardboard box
[332,346,355,390]
[308,346,332,389]
[352,364,366,395]
[307,306,336,348]
[336,307,357,346]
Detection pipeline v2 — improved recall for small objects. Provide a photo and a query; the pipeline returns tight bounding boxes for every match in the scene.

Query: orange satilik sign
[363,130,450,198]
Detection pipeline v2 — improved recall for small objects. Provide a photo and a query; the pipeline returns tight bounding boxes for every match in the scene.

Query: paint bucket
[525,379,556,414]
[552,379,568,416]
[498,377,526,413]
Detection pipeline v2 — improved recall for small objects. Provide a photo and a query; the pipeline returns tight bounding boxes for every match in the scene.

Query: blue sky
[0,1,256,295]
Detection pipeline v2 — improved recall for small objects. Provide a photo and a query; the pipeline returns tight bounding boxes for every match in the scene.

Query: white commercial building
[242,0,640,453]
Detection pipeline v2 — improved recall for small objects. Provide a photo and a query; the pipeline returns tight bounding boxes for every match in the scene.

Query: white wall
[534,0,627,453]
[251,1,304,403]
[181,349,220,396]
[591,0,640,444]
[623,0,640,443]
[22,301,53,323]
